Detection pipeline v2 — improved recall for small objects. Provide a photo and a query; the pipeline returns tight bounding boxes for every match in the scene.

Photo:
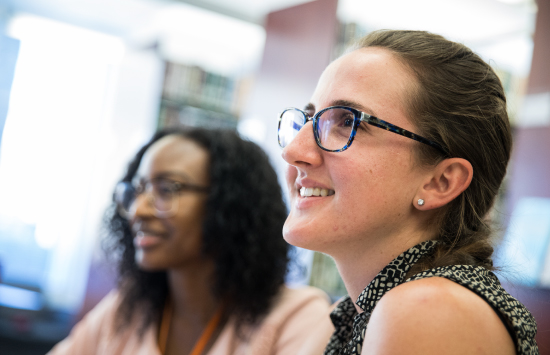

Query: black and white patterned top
[323,240,539,355]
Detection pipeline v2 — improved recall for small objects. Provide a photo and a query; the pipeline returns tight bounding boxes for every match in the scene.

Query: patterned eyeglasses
[278,105,449,156]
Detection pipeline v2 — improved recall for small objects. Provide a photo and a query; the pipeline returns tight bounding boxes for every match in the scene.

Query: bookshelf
[158,62,251,130]
[331,21,369,61]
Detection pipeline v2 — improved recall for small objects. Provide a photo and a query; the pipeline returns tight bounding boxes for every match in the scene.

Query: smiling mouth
[134,229,167,238]
[299,187,335,197]
[134,231,166,249]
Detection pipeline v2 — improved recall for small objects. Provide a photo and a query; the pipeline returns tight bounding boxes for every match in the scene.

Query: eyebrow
[137,171,194,182]
[304,100,378,117]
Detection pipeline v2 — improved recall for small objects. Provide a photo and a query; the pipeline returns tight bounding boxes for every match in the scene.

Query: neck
[330,225,432,314]
[167,258,219,325]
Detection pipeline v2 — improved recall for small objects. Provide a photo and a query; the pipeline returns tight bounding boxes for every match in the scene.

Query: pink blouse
[48,286,331,355]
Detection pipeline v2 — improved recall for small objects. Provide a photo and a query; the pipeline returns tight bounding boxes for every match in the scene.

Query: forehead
[311,47,415,120]
[138,135,210,181]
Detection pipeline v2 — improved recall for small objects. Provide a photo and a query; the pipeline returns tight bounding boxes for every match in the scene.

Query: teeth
[299,187,334,198]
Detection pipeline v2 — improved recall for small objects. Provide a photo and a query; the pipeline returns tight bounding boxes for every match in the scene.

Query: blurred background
[0,0,549,353]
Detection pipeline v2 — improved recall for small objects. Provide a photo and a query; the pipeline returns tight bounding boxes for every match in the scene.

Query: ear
[415,158,473,210]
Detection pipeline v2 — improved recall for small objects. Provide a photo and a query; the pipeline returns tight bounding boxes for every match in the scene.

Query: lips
[133,230,167,249]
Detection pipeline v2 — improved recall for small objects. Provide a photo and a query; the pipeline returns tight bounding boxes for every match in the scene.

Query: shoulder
[279,285,331,305]
[70,290,123,331]
[48,290,159,355]
[267,285,331,323]
[246,286,331,355]
[47,291,123,355]
[89,290,123,315]
[362,277,515,355]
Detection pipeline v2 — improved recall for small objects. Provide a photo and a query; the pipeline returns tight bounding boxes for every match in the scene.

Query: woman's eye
[155,181,177,197]
[159,186,172,194]
[337,115,354,127]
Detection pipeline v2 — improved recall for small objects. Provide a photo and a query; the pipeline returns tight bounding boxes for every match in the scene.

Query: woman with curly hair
[49,127,329,355]
[279,30,538,354]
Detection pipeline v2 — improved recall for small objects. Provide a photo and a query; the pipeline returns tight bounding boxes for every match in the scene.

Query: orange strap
[158,299,224,355]
[158,299,172,354]
[189,306,224,355]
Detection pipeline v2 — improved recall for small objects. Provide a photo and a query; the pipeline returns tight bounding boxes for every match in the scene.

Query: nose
[130,192,156,221]
[281,120,323,168]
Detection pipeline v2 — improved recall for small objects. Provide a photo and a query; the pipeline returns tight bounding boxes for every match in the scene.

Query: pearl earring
[417,199,425,206]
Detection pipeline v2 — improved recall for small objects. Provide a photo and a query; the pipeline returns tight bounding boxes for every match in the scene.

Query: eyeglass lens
[279,109,304,148]
[315,107,354,151]
[114,180,178,218]
[279,107,355,151]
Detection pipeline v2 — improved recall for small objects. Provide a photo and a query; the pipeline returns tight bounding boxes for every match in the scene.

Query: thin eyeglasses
[114,176,209,219]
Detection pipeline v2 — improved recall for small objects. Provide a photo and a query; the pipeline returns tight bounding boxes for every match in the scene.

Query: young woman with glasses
[280,30,538,355]
[49,128,330,355]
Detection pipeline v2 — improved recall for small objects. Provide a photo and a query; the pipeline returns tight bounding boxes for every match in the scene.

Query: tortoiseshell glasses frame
[278,105,449,156]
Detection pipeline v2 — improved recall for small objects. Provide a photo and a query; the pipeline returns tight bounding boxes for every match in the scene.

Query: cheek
[168,199,207,244]
[333,155,410,210]
[174,207,205,235]
[330,156,373,198]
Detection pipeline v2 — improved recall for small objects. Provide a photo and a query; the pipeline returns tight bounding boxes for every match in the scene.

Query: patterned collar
[324,240,439,355]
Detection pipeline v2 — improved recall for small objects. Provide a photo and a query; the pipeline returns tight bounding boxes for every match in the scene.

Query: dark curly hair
[104,127,290,334]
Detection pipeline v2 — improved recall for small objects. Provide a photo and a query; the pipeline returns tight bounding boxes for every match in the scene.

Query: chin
[135,252,167,271]
[283,221,322,252]
[283,214,351,255]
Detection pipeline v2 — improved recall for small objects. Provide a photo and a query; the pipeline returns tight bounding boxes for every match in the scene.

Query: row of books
[331,21,370,60]
[157,103,238,130]
[162,62,242,116]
